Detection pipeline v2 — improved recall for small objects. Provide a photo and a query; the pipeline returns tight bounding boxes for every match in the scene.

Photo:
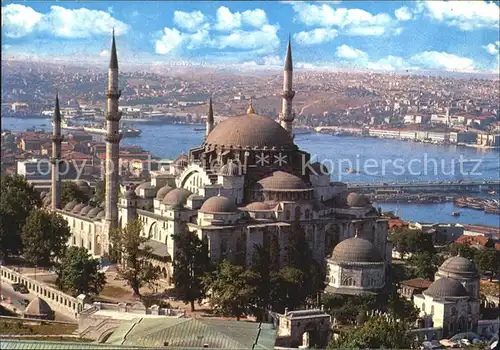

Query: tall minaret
[51,93,63,210]
[279,35,295,136]
[205,97,214,138]
[104,30,122,236]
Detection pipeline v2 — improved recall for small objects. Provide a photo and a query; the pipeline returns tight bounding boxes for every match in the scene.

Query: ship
[59,119,141,138]
[451,211,461,217]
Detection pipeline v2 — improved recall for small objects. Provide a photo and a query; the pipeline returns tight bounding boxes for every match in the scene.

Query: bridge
[347,180,500,194]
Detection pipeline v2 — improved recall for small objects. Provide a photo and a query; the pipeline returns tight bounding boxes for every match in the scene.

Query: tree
[474,248,500,280]
[110,220,161,296]
[329,315,415,349]
[56,246,106,297]
[92,180,105,205]
[408,252,444,280]
[387,289,419,324]
[172,227,211,311]
[248,244,273,319]
[21,209,71,267]
[61,181,89,207]
[203,260,258,320]
[0,174,40,258]
[448,243,476,260]
[389,228,435,257]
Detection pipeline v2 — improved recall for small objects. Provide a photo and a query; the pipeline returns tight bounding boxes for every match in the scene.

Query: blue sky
[2,1,499,73]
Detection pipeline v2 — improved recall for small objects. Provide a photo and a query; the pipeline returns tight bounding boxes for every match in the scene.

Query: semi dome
[200,196,237,213]
[156,185,174,200]
[134,182,156,197]
[87,207,102,218]
[439,256,479,278]
[424,277,469,298]
[64,201,78,211]
[205,114,295,150]
[255,171,309,191]
[95,210,105,219]
[219,162,242,176]
[72,203,86,214]
[331,237,382,263]
[245,202,271,211]
[25,297,52,317]
[162,188,192,208]
[347,192,370,207]
[80,205,93,216]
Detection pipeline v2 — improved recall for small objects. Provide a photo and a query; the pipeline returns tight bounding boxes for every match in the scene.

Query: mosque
[42,33,391,290]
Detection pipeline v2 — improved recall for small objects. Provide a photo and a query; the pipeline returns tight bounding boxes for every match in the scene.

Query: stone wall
[1,266,82,319]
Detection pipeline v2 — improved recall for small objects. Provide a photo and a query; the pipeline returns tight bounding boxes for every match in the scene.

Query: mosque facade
[43,34,391,288]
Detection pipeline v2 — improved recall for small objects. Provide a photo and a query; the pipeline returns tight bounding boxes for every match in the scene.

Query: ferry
[59,120,142,138]
[451,211,461,217]
[488,190,496,195]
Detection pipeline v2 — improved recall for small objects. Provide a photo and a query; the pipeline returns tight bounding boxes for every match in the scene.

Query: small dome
[95,210,105,219]
[219,162,242,176]
[334,191,350,206]
[424,277,469,298]
[162,188,192,208]
[200,196,237,213]
[124,189,137,199]
[439,256,479,278]
[245,202,271,211]
[80,205,93,216]
[64,201,78,211]
[25,297,52,316]
[255,171,309,191]
[87,207,102,218]
[134,182,155,196]
[347,192,370,207]
[331,237,382,263]
[72,203,86,214]
[156,185,174,200]
[74,180,90,188]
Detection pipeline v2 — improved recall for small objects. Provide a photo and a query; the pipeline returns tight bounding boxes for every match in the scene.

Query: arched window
[285,210,291,220]
[430,305,434,315]
[295,207,301,220]
[451,307,457,316]
[305,209,310,220]
[421,303,426,313]
[342,277,355,286]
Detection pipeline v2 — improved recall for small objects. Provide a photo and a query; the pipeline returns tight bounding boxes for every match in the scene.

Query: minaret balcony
[106,89,122,99]
[51,135,63,142]
[105,134,123,143]
[106,111,122,122]
[281,90,295,100]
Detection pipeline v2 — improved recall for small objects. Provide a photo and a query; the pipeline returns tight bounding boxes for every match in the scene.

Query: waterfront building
[44,35,390,287]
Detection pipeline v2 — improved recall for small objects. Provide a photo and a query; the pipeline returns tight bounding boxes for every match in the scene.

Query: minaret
[247,96,255,114]
[279,35,295,136]
[51,93,63,210]
[205,97,214,138]
[104,30,122,237]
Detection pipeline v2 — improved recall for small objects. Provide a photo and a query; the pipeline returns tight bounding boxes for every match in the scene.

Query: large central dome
[205,113,295,150]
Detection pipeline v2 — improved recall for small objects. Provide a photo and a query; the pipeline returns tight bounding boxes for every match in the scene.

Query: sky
[1,1,499,74]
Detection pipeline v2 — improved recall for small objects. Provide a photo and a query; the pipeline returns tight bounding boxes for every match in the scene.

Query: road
[0,278,76,322]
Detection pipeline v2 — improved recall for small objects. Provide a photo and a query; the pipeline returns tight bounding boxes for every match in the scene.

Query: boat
[193,128,206,132]
[451,211,461,217]
[488,190,496,195]
[345,168,359,174]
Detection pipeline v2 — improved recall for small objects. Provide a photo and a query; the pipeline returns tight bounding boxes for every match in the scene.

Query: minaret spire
[205,97,214,138]
[51,92,63,209]
[104,30,122,250]
[279,34,295,137]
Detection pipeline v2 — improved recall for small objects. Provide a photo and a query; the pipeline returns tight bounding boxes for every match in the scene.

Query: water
[3,117,499,226]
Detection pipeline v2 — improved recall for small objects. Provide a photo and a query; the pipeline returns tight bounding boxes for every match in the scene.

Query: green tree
[474,248,500,280]
[203,260,258,320]
[448,243,476,260]
[110,220,161,296]
[0,174,40,258]
[61,181,89,207]
[408,252,444,280]
[92,180,105,205]
[172,227,211,311]
[56,246,106,297]
[249,244,273,320]
[21,209,71,267]
[387,289,419,323]
[389,228,435,257]
[329,315,415,349]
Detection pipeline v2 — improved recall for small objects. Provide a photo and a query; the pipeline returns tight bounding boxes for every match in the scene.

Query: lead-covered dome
[331,237,382,263]
[438,256,479,279]
[162,188,192,208]
[200,196,237,213]
[72,203,86,214]
[347,192,370,207]
[424,277,469,298]
[87,207,102,219]
[156,185,174,200]
[64,201,78,211]
[80,205,93,216]
[245,202,271,211]
[205,114,295,150]
[255,171,309,191]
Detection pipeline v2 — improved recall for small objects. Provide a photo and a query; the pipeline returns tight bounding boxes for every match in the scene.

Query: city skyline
[1,1,499,74]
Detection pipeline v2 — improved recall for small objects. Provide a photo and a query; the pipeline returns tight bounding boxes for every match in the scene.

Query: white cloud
[335,45,367,60]
[173,10,207,32]
[216,24,279,53]
[155,28,186,55]
[296,62,316,69]
[394,7,413,21]
[365,56,408,71]
[99,49,109,57]
[263,55,281,66]
[1,4,43,38]
[295,28,338,45]
[288,2,401,37]
[484,41,500,55]
[417,0,499,31]
[410,51,476,72]
[1,4,129,38]
[214,6,268,31]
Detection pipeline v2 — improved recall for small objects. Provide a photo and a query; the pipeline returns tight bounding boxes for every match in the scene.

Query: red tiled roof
[389,219,409,230]
[456,235,492,248]
[464,224,500,236]
[400,278,432,289]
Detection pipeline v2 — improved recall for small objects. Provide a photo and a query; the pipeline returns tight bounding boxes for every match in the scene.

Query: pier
[348,180,500,194]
